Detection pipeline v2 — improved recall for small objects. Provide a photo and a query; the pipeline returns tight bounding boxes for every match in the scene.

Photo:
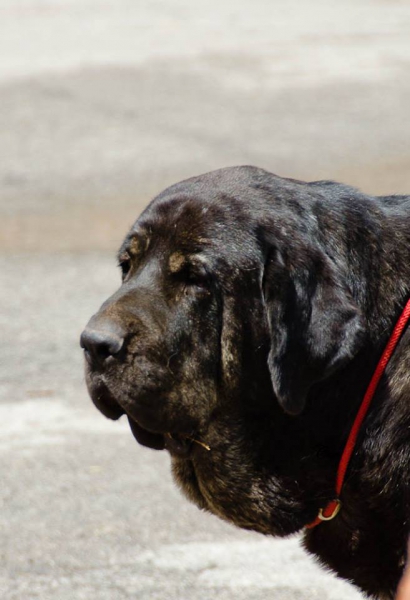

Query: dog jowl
[81,166,410,599]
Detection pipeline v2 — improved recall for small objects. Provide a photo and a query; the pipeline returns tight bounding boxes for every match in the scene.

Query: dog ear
[263,247,365,416]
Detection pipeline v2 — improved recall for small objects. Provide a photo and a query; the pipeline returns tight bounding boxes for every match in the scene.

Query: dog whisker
[188,437,211,451]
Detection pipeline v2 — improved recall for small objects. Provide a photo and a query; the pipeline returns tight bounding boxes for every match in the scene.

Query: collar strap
[306,298,410,529]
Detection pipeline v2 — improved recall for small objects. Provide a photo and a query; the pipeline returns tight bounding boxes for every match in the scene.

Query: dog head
[81,166,365,533]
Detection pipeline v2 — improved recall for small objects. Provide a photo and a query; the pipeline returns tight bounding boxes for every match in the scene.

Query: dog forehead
[123,175,274,266]
[147,193,223,226]
[131,195,226,249]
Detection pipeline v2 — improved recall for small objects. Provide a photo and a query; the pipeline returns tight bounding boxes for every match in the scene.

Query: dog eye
[118,254,131,279]
[184,269,211,291]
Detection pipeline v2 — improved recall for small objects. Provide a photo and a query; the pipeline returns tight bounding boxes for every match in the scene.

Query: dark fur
[81,166,410,598]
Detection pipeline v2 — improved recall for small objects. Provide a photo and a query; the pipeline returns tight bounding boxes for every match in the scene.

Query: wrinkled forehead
[118,177,269,279]
[121,193,245,255]
[143,193,221,238]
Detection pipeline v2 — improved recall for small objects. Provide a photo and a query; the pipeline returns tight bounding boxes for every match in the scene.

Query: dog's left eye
[183,266,212,292]
[118,254,131,279]
[186,272,210,289]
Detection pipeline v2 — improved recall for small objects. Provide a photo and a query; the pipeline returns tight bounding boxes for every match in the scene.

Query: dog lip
[126,415,197,458]
[127,415,165,450]
[86,376,125,420]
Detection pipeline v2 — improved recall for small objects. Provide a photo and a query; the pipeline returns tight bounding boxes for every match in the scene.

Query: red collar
[306,298,410,529]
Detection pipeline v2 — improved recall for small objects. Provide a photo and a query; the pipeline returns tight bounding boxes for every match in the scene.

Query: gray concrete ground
[1,1,410,598]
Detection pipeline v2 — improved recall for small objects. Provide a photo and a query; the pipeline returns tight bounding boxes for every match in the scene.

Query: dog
[81,166,410,599]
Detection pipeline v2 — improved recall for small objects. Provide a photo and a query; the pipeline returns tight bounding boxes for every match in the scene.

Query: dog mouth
[127,416,210,458]
[165,432,211,455]
[86,375,209,458]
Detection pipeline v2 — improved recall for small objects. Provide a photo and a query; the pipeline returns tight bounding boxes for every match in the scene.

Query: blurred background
[1,1,409,598]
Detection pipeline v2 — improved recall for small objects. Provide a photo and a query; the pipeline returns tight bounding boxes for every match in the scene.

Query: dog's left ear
[263,247,365,416]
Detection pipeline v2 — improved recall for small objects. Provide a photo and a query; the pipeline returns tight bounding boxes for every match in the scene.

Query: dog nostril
[80,328,124,363]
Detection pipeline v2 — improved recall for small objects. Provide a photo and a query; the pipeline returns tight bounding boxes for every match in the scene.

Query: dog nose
[80,323,124,363]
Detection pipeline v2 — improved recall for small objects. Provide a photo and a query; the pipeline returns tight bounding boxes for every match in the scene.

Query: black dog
[81,166,410,598]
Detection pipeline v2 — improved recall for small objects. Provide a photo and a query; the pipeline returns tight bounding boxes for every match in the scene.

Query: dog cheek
[172,357,218,423]
[219,297,243,390]
[221,336,241,388]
